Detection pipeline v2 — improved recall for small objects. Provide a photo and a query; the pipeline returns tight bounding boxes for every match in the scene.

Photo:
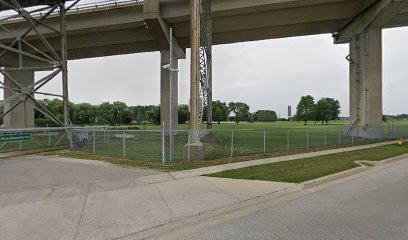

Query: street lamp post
[162,28,178,162]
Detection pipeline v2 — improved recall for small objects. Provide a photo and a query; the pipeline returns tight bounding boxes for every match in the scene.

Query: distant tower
[288,105,292,118]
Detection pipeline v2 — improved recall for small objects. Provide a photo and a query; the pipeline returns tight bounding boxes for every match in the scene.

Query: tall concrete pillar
[3,70,35,128]
[160,50,178,131]
[349,29,383,138]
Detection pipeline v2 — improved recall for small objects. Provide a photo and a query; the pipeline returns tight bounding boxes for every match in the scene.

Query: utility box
[74,131,89,149]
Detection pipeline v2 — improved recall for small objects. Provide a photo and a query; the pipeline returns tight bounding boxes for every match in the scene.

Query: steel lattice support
[190,0,212,144]
[0,0,78,128]
[199,0,212,130]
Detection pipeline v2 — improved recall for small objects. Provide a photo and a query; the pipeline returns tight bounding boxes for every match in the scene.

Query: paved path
[171,141,395,179]
[187,157,408,240]
[0,155,296,240]
[0,142,402,240]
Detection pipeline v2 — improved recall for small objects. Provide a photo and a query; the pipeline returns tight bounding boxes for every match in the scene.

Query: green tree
[178,104,189,124]
[73,103,97,125]
[228,102,250,125]
[254,110,278,122]
[212,100,229,124]
[146,106,160,125]
[111,101,132,125]
[315,99,332,125]
[324,98,341,121]
[296,95,315,125]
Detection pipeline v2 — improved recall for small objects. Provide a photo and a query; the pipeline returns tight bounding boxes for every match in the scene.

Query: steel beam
[334,0,407,44]
[190,0,201,145]
[0,0,76,128]
[60,1,69,127]
[143,0,186,59]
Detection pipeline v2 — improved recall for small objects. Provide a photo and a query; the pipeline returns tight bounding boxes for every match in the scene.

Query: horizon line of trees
[34,99,282,127]
[294,95,341,125]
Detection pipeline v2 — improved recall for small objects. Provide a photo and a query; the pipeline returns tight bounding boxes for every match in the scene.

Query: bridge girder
[334,0,408,44]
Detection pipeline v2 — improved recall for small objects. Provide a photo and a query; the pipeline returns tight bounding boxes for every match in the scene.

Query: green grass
[54,141,390,172]
[7,121,408,166]
[75,121,400,163]
[123,120,408,130]
[206,144,408,183]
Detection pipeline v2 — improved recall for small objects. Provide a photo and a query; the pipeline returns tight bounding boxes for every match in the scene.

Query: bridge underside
[1,0,407,61]
[0,0,407,139]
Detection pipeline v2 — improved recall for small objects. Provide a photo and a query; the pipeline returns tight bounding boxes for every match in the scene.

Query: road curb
[300,153,408,188]
[300,165,368,189]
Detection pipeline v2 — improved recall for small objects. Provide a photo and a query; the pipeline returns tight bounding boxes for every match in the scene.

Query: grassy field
[73,120,408,163]
[126,121,351,130]
[4,121,408,166]
[116,120,408,130]
[207,144,408,183]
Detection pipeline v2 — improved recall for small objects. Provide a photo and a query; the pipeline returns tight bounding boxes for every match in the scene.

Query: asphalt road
[189,159,408,240]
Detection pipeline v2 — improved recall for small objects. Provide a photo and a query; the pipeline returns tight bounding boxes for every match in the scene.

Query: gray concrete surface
[188,158,408,240]
[0,155,296,240]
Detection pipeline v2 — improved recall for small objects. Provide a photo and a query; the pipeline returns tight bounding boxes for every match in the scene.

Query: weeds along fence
[1,125,407,164]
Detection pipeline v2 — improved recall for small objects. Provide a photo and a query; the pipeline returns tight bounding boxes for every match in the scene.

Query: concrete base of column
[183,143,205,161]
[349,126,384,139]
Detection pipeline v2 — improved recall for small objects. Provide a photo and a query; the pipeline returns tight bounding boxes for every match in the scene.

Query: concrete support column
[160,50,178,132]
[349,29,383,138]
[3,70,35,128]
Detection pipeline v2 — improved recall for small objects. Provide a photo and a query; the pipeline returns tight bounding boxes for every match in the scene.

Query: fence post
[287,128,290,151]
[19,131,22,151]
[388,124,391,138]
[339,130,342,145]
[351,135,354,145]
[69,127,73,150]
[122,129,126,159]
[306,128,309,149]
[107,128,110,143]
[162,121,166,165]
[263,128,266,155]
[324,129,327,147]
[103,128,106,144]
[230,128,234,158]
[93,129,96,155]
[398,125,401,138]
[48,127,51,147]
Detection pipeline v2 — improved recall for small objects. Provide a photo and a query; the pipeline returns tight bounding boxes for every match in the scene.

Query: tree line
[35,99,280,126]
[295,95,341,125]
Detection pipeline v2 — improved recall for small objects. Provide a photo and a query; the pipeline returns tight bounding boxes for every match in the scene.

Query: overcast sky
[3,27,408,118]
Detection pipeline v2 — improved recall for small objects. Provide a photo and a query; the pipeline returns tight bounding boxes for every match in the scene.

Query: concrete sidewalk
[0,142,396,240]
[171,141,395,179]
[0,155,296,240]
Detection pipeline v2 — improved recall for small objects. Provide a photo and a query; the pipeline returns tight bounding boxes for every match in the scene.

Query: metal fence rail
[71,125,408,164]
[2,125,407,164]
[0,127,70,153]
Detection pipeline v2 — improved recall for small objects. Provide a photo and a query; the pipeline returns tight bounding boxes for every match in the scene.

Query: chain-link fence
[2,124,407,164]
[0,127,71,153]
[69,125,407,164]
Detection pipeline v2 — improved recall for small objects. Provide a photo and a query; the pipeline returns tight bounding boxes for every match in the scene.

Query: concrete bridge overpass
[1,0,408,138]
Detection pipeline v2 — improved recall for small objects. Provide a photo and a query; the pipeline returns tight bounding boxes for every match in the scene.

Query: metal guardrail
[0,0,144,21]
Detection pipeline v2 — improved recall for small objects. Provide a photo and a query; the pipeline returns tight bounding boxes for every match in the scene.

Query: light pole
[162,28,179,162]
